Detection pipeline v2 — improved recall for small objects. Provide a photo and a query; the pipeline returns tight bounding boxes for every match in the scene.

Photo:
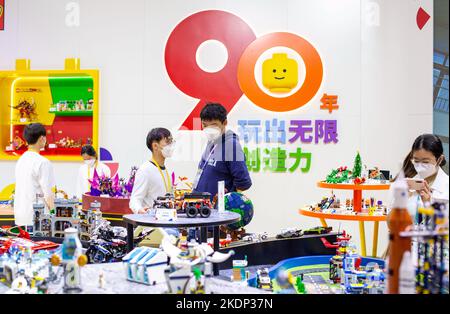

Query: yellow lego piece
[262,53,298,93]
[418,207,434,216]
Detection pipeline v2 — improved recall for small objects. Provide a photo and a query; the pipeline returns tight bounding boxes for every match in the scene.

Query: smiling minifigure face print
[262,53,299,93]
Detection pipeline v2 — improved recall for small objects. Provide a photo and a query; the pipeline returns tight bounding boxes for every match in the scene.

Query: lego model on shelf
[276,228,303,239]
[248,250,386,294]
[1,227,90,294]
[232,256,249,283]
[322,230,384,293]
[307,192,387,217]
[173,176,193,200]
[242,232,268,242]
[368,167,390,182]
[10,98,38,124]
[151,192,213,219]
[0,248,60,294]
[0,236,59,255]
[180,192,212,218]
[339,243,385,294]
[88,167,137,198]
[153,194,176,209]
[33,194,106,241]
[49,228,88,293]
[398,202,449,294]
[49,99,94,117]
[324,152,390,185]
[303,226,333,235]
[32,195,81,238]
[0,58,99,161]
[151,193,177,221]
[160,233,235,294]
[81,167,138,215]
[318,153,390,214]
[79,201,103,241]
[219,225,247,241]
[256,268,273,291]
[224,192,254,231]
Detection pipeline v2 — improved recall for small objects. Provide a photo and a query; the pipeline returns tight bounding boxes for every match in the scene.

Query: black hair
[401,134,446,178]
[200,102,227,123]
[81,145,97,159]
[23,123,46,145]
[146,128,172,152]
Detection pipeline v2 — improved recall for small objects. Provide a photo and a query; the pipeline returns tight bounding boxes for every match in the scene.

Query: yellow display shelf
[0,58,99,161]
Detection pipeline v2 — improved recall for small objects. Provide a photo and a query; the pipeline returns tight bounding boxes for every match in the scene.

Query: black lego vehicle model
[179,192,212,218]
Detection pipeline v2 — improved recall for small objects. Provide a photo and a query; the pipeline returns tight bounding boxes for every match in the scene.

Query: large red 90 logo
[165,10,323,130]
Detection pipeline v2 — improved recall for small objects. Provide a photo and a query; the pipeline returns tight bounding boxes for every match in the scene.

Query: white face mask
[84,159,96,167]
[203,126,222,142]
[413,162,437,179]
[161,143,175,158]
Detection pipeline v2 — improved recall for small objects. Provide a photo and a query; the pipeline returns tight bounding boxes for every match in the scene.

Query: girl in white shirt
[76,145,111,200]
[399,134,449,220]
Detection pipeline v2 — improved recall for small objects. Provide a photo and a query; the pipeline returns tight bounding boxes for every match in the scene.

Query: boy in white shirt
[129,128,175,214]
[14,123,55,227]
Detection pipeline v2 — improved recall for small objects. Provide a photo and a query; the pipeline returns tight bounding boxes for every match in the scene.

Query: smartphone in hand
[405,178,425,191]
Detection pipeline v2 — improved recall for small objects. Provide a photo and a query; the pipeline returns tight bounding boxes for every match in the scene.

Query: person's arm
[228,139,252,192]
[129,168,150,214]
[39,160,55,211]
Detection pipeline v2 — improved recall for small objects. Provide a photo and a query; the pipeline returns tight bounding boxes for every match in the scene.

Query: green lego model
[295,275,306,294]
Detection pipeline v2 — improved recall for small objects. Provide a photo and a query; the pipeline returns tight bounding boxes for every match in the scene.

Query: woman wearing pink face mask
[76,144,111,200]
[400,134,448,218]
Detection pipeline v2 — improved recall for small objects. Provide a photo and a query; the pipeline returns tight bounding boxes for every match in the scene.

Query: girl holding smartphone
[400,134,448,218]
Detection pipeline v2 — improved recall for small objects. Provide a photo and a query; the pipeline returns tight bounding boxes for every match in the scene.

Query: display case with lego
[0,58,99,161]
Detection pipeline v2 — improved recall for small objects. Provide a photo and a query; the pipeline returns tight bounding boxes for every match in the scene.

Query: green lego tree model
[352,151,362,179]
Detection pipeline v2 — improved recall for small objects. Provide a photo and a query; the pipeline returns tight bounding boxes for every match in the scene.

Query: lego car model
[153,193,176,209]
[179,192,212,218]
[256,268,273,291]
[303,226,333,235]
[242,232,268,242]
[276,228,303,239]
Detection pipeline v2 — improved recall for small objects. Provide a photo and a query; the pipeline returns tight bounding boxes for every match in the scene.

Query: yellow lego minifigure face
[262,53,298,93]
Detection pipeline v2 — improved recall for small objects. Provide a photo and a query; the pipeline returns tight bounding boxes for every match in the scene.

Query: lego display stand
[123,211,240,276]
[316,181,390,213]
[82,193,132,215]
[298,209,386,257]
[299,181,390,257]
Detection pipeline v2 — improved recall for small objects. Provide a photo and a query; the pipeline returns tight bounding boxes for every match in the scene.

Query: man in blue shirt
[193,103,252,200]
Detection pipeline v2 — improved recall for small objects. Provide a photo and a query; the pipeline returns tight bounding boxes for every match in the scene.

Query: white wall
[0,0,433,256]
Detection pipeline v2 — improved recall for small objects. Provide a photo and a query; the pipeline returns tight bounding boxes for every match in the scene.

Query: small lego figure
[51,228,88,293]
[98,272,105,289]
[345,199,352,210]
